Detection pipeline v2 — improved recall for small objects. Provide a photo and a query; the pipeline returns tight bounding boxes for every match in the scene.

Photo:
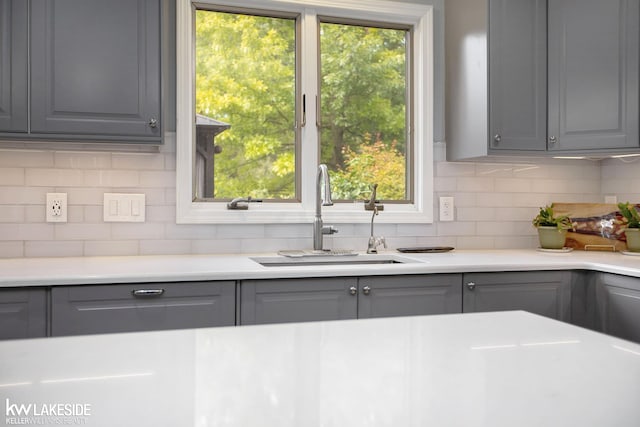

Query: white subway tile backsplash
[0,150,54,168]
[84,240,139,256]
[83,170,140,187]
[0,141,632,258]
[25,241,83,257]
[0,168,25,185]
[25,168,84,187]
[54,152,112,169]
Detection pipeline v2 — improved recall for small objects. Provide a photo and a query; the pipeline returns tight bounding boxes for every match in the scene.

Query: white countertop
[1,310,639,426]
[2,249,640,287]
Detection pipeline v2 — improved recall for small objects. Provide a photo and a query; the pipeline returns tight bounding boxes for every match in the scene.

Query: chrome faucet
[366,184,386,254]
[313,164,338,251]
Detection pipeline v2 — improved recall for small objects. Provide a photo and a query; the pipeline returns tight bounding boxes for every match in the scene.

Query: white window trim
[176,0,433,224]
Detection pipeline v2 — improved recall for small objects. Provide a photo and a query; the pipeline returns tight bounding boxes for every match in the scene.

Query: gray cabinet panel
[240,278,358,325]
[548,0,639,151]
[463,271,572,321]
[489,0,546,152]
[0,0,27,132]
[0,288,47,339]
[51,281,235,336]
[30,0,161,140]
[358,274,461,319]
[595,273,640,344]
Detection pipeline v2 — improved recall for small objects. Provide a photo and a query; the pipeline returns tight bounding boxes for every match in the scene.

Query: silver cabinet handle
[466,282,476,291]
[148,118,158,128]
[494,133,501,144]
[349,286,357,296]
[548,135,557,144]
[362,285,371,295]
[132,289,165,297]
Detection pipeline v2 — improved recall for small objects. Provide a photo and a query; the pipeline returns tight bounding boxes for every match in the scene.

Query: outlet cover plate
[46,193,68,223]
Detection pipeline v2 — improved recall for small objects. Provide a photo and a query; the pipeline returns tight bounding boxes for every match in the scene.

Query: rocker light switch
[103,193,146,222]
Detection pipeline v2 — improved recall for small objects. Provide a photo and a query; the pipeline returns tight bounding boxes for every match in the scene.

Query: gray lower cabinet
[595,273,640,344]
[240,275,462,326]
[463,271,572,321]
[51,281,235,336]
[0,0,28,133]
[240,277,358,325]
[358,274,461,319]
[0,288,47,339]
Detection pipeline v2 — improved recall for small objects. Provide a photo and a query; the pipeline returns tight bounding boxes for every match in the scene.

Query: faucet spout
[314,164,337,251]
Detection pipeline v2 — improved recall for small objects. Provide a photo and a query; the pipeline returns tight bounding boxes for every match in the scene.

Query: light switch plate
[103,193,146,222]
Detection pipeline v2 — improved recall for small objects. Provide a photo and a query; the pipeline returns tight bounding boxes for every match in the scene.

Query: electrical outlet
[439,196,454,222]
[46,193,68,223]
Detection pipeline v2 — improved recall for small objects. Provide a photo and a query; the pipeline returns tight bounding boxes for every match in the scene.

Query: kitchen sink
[251,254,418,267]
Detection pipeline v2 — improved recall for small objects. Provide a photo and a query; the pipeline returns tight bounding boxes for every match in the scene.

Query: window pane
[195,10,297,200]
[319,22,410,201]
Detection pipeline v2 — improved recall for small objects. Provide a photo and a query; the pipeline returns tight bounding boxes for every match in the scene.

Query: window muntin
[319,20,412,202]
[194,9,298,201]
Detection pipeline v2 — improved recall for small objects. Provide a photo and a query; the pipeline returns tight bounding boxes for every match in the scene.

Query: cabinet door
[463,271,572,321]
[51,281,235,336]
[595,273,640,344]
[240,278,358,325]
[489,0,547,152]
[30,0,161,141]
[548,0,639,151]
[0,288,47,340]
[0,0,27,132]
[358,274,462,319]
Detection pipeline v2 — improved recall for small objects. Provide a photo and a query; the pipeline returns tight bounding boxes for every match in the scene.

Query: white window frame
[176,0,433,224]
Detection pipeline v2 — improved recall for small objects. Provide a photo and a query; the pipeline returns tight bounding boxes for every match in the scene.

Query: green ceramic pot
[624,228,640,252]
[537,226,567,249]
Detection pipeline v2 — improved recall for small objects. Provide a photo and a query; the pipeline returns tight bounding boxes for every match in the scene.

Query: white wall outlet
[439,196,454,222]
[605,195,617,204]
[103,193,146,222]
[46,193,68,223]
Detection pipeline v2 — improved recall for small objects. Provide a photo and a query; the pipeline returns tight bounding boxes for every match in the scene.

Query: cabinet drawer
[51,281,235,336]
[0,287,47,339]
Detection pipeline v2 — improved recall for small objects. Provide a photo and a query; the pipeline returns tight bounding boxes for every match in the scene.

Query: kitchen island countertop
[1,310,639,426]
[2,249,640,287]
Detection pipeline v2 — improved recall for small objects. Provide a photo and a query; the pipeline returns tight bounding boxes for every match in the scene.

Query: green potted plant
[532,204,573,249]
[618,202,640,252]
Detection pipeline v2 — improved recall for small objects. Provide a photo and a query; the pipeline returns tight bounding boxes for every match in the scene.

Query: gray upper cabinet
[51,281,235,336]
[595,273,640,344]
[463,271,572,321]
[0,287,47,340]
[548,0,639,152]
[446,0,640,160]
[5,0,162,143]
[357,274,461,319]
[489,0,547,152]
[0,0,28,133]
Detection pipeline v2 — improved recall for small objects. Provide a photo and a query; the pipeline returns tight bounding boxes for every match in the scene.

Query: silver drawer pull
[132,289,165,297]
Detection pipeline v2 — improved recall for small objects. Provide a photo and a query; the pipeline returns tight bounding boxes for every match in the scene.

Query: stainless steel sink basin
[251,254,417,267]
